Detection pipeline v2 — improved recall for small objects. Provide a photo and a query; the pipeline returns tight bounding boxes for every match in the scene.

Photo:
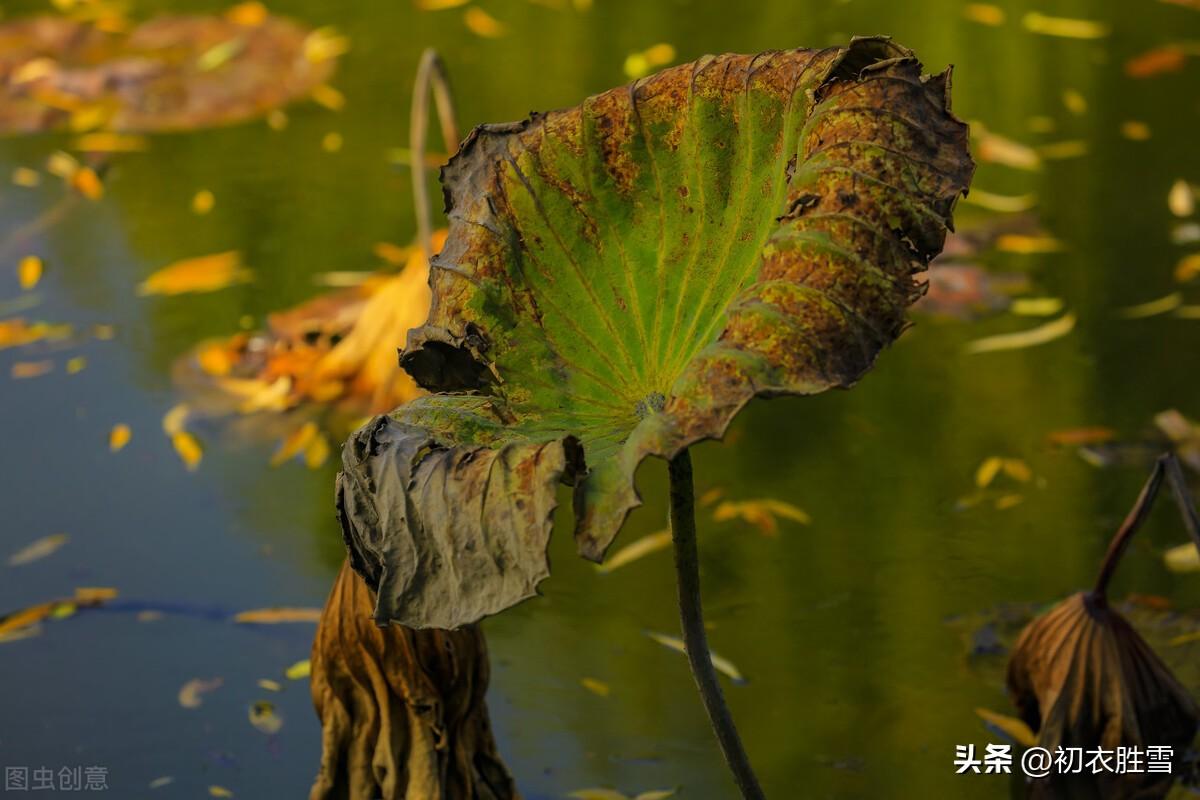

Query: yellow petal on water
[285,659,311,680]
[73,132,148,152]
[596,530,671,574]
[178,677,223,709]
[975,457,1003,488]
[12,360,52,379]
[623,43,676,79]
[1175,253,1200,282]
[994,493,1024,510]
[1022,11,1111,39]
[963,3,1005,25]
[310,84,345,111]
[321,132,343,153]
[47,151,79,179]
[162,404,190,436]
[416,0,470,8]
[266,109,288,131]
[249,700,283,734]
[580,677,610,696]
[192,190,215,215]
[304,26,351,63]
[18,256,42,290]
[1061,89,1087,115]
[965,312,1077,354]
[12,167,41,187]
[975,707,1038,747]
[137,251,252,296]
[646,631,746,684]
[1118,291,1183,319]
[304,433,330,468]
[66,356,86,374]
[1169,179,1196,217]
[1011,297,1064,317]
[756,498,811,523]
[1164,542,1200,573]
[961,189,1038,213]
[1036,140,1088,160]
[72,167,103,200]
[234,607,323,624]
[995,234,1065,254]
[1120,121,1152,141]
[172,432,203,471]
[257,679,282,692]
[237,376,292,413]
[270,422,318,467]
[226,1,268,25]
[713,498,809,535]
[1001,459,1032,482]
[109,423,132,452]
[463,6,507,37]
[208,786,234,798]
[7,534,69,566]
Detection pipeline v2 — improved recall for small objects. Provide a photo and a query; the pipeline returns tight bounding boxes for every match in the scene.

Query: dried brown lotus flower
[1007,454,1200,799]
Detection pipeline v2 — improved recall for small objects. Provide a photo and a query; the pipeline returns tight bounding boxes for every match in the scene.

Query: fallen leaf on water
[1118,291,1183,319]
[1175,253,1200,282]
[285,659,311,679]
[137,251,252,296]
[975,707,1038,747]
[109,423,132,452]
[580,677,610,696]
[0,319,72,350]
[148,776,174,789]
[974,457,1030,488]
[18,255,42,290]
[304,432,330,468]
[266,109,288,130]
[712,498,810,536]
[172,431,203,470]
[258,679,282,691]
[646,631,746,684]
[965,312,1077,354]
[304,26,351,63]
[12,167,40,187]
[1126,45,1190,78]
[73,132,149,152]
[1010,297,1063,317]
[623,43,677,80]
[192,190,215,215]
[994,493,1024,510]
[995,234,1064,254]
[178,677,223,709]
[1022,11,1110,38]
[0,625,42,644]
[234,607,322,624]
[270,422,318,467]
[963,3,1005,25]
[1121,121,1152,141]
[595,529,671,574]
[973,125,1042,171]
[208,786,234,798]
[11,360,52,379]
[249,700,283,734]
[72,167,103,200]
[961,189,1037,213]
[1169,179,1196,218]
[1061,89,1087,115]
[7,533,68,566]
[1046,427,1116,447]
[66,356,86,374]
[162,404,190,436]
[698,486,725,507]
[311,83,346,111]
[1164,543,1200,573]
[463,6,507,37]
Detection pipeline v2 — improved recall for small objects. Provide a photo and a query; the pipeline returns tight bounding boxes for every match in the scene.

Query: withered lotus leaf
[0,13,336,134]
[336,37,973,629]
[1008,591,1200,759]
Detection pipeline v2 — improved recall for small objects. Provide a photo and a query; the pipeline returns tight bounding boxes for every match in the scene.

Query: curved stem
[410,49,460,264]
[668,449,766,800]
[1091,455,1165,602]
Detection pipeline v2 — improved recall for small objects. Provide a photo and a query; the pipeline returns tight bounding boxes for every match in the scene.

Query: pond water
[2,0,1199,797]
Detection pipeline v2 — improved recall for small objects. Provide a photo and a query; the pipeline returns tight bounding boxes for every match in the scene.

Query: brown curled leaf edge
[336,37,975,629]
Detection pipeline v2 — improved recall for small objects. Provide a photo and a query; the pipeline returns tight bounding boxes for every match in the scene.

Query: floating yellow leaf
[7,533,69,566]
[1176,253,1200,282]
[1022,11,1110,38]
[965,312,1077,354]
[1002,459,1032,482]
[310,83,345,111]
[234,607,322,624]
[712,498,810,536]
[285,659,311,679]
[72,167,103,200]
[1169,179,1196,218]
[1164,542,1200,573]
[0,319,71,350]
[148,777,175,789]
[975,707,1038,747]
[994,493,1023,510]
[109,423,132,452]
[464,6,507,37]
[973,125,1042,171]
[178,677,223,709]
[162,404,190,436]
[197,37,246,71]
[1118,291,1183,319]
[321,131,343,152]
[1036,140,1088,160]
[596,529,671,574]
[1061,89,1087,115]
[12,167,40,187]
[304,26,350,63]
[961,189,1037,213]
[304,432,330,468]
[1120,121,1152,141]
[995,234,1064,254]
[646,631,745,684]
[46,151,79,179]
[137,251,252,296]
[11,360,52,379]
[226,1,267,25]
[208,786,233,798]
[974,457,1003,488]
[18,256,43,290]
[73,132,148,152]
[963,3,1005,25]
[257,679,282,691]
[192,190,215,215]
[1011,297,1063,317]
[623,43,677,80]
[249,700,283,734]
[580,677,610,696]
[270,421,318,466]
[66,356,86,374]
[172,432,203,470]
